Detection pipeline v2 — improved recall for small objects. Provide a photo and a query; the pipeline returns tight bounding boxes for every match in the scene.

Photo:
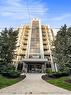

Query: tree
[0,28,18,65]
[66,27,71,68]
[0,28,21,77]
[53,24,71,72]
[0,28,9,64]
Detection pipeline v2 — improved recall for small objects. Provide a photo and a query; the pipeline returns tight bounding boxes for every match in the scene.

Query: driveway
[0,73,71,94]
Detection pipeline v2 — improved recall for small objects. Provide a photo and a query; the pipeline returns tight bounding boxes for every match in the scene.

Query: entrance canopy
[22,58,48,73]
[22,58,48,64]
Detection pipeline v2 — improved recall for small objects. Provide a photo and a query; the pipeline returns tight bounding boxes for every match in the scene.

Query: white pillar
[46,26,55,71]
[55,63,58,72]
[39,19,44,59]
[42,64,44,73]
[14,62,18,70]
[26,25,32,58]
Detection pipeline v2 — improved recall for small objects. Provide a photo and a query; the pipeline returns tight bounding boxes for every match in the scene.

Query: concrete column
[42,64,45,73]
[14,62,18,70]
[22,62,25,72]
[22,62,27,73]
[42,64,47,73]
[50,53,55,71]
[39,20,44,59]
[25,64,28,73]
[27,26,31,58]
[46,26,55,71]
[55,63,58,72]
[44,62,47,72]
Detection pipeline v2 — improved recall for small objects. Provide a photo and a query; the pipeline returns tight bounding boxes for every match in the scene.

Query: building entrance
[27,64,42,73]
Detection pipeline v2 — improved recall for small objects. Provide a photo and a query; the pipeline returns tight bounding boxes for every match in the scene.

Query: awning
[22,58,48,64]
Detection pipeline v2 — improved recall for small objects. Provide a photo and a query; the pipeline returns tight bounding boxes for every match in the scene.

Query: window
[29,21,40,58]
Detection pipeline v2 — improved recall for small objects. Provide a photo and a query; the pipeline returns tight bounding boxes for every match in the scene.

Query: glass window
[29,21,40,58]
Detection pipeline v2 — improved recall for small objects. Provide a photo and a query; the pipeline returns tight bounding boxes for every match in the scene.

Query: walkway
[0,73,71,95]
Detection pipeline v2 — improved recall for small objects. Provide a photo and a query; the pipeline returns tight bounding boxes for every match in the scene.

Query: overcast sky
[0,0,71,30]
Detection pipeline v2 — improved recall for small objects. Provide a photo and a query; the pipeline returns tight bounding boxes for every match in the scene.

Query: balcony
[44,48,48,51]
[22,40,27,44]
[25,30,29,32]
[24,34,28,37]
[25,26,30,30]
[23,38,28,40]
[24,32,28,35]
[23,42,27,45]
[14,53,18,55]
[43,37,47,40]
[44,50,50,55]
[19,51,26,56]
[19,54,25,56]
[43,41,48,44]
[21,47,26,50]
[43,43,47,46]
[42,33,46,37]
[23,36,28,40]
[43,46,49,50]
[16,44,20,47]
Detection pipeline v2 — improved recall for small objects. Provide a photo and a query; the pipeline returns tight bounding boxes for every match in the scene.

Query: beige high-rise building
[13,19,55,73]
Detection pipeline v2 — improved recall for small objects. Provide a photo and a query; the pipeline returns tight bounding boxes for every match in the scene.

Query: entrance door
[27,64,42,73]
[28,64,35,73]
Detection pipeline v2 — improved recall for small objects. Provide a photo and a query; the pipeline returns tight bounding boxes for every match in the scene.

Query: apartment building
[13,19,55,73]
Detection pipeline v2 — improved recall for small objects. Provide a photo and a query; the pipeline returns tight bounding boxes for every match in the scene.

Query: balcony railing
[44,50,50,55]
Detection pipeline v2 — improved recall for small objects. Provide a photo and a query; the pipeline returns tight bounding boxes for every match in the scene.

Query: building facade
[13,19,55,73]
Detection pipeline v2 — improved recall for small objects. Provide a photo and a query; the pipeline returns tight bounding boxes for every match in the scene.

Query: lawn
[0,75,23,89]
[47,76,71,91]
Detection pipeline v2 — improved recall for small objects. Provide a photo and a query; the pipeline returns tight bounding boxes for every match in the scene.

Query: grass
[47,76,71,91]
[0,75,23,89]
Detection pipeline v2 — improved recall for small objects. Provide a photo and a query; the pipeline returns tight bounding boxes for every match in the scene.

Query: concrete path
[0,73,71,95]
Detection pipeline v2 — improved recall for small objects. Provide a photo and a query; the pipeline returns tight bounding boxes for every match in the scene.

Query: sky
[0,0,71,30]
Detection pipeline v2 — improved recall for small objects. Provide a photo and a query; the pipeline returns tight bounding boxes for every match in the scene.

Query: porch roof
[22,58,48,64]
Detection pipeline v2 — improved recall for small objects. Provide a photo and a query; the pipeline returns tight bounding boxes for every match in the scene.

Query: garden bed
[65,79,71,83]
[0,74,26,89]
[42,75,71,91]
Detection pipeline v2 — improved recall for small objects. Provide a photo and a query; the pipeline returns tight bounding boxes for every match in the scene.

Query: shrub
[8,70,20,78]
[0,64,15,74]
[1,64,20,78]
[48,72,69,78]
[42,74,48,80]
[45,68,55,74]
[20,74,26,79]
[0,65,7,74]
[2,70,20,78]
[69,68,71,74]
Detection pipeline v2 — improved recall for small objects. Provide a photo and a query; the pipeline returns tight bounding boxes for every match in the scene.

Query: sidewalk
[0,73,71,94]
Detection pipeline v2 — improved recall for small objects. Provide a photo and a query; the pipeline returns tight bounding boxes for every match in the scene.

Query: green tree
[0,28,18,65]
[53,24,71,72]
[66,27,71,68]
